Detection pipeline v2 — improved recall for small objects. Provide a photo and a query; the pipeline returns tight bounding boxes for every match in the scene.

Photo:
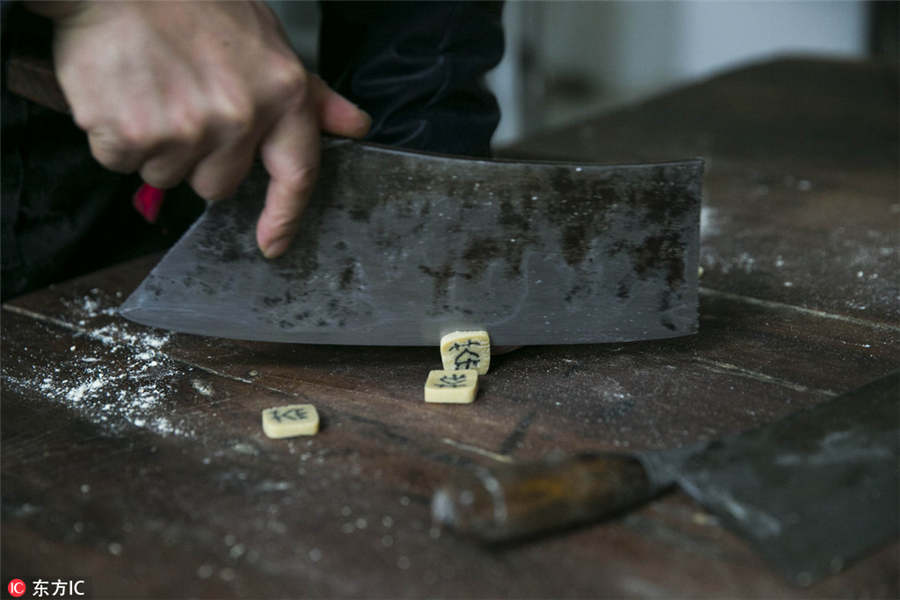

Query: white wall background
[489,1,870,144]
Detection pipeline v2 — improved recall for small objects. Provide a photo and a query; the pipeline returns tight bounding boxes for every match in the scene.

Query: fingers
[256,106,321,259]
[45,0,374,260]
[253,78,370,259]
[56,0,369,260]
[85,128,146,174]
[84,77,370,257]
[83,77,368,215]
[186,140,258,202]
[140,153,201,190]
[80,101,207,188]
[310,75,372,139]
[140,142,205,190]
[137,115,209,189]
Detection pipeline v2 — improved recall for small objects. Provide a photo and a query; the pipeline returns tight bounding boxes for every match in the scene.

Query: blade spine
[335,136,705,172]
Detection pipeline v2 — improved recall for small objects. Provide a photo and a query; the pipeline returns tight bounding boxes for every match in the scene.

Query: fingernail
[261,236,291,259]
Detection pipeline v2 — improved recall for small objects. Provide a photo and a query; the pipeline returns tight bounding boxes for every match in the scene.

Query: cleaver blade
[120,138,703,346]
[672,370,900,585]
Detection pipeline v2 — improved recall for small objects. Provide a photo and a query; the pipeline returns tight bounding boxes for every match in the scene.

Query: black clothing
[320,1,504,156]
[1,2,504,300]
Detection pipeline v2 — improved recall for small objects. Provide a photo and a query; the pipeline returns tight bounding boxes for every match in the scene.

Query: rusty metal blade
[120,138,703,345]
[675,371,900,586]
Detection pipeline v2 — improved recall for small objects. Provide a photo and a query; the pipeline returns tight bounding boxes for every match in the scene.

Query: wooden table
[3,58,898,598]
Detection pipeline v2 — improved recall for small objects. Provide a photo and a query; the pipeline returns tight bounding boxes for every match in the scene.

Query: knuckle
[190,177,226,202]
[88,134,134,173]
[269,59,309,103]
[215,99,255,138]
[263,208,302,238]
[270,213,301,232]
[280,164,319,194]
[191,168,244,203]
[70,108,98,132]
[116,112,201,152]
[268,200,302,227]
[168,112,204,147]
[190,149,255,202]
[91,150,128,173]
[114,121,160,153]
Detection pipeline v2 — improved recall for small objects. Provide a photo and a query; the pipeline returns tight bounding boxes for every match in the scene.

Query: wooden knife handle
[6,54,69,113]
[432,453,663,542]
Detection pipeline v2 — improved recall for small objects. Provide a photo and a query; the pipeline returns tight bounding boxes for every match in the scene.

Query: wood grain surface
[2,58,898,598]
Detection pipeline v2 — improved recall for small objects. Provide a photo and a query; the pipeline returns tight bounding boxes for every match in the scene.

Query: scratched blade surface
[120,138,703,345]
[669,371,900,586]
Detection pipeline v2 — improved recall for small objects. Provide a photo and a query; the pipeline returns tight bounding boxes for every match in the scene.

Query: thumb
[310,75,371,139]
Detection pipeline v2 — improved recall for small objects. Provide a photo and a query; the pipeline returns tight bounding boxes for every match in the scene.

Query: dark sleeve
[318,1,504,157]
[1,0,15,32]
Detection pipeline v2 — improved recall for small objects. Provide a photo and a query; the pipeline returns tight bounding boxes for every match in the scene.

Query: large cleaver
[5,55,703,345]
[120,138,703,345]
[5,54,702,345]
[432,371,900,585]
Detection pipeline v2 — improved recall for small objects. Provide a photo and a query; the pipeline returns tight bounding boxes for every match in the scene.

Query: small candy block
[440,330,491,375]
[424,370,478,404]
[262,404,319,438]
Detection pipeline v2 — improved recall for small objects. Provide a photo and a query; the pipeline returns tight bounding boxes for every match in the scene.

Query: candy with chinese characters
[440,331,491,375]
[424,369,479,404]
[262,404,319,438]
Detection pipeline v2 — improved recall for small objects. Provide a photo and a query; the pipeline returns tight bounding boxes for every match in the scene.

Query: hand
[28,0,371,258]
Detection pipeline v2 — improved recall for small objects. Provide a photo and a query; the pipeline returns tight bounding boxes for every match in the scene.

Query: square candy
[424,369,479,404]
[440,330,491,375]
[262,404,319,438]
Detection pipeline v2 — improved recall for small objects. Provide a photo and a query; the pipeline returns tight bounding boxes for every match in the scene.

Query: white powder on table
[6,290,195,438]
